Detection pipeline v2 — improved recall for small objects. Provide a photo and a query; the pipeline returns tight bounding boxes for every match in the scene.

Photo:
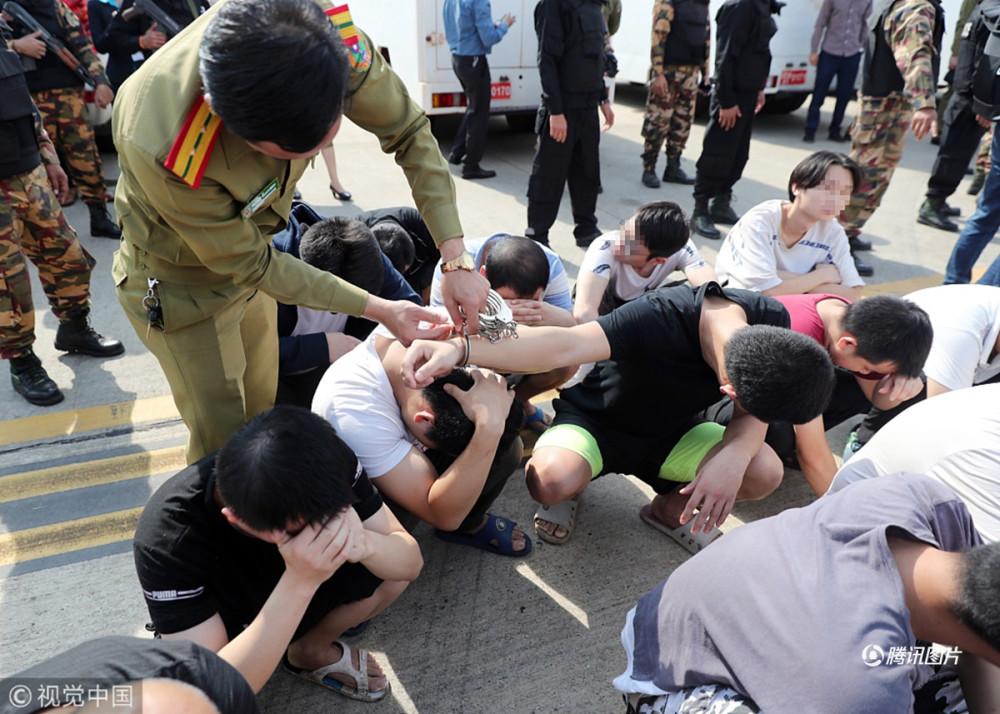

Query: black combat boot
[662,156,694,185]
[691,200,721,239]
[642,168,661,188]
[851,250,874,277]
[54,309,125,357]
[10,349,64,406]
[709,192,740,224]
[88,203,121,239]
[917,199,959,232]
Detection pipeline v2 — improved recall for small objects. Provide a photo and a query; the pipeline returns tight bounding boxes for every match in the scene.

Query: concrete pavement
[0,83,994,712]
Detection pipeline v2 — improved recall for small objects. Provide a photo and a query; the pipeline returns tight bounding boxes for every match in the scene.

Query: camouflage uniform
[0,109,94,359]
[977,126,993,173]
[840,0,940,239]
[640,0,709,172]
[15,0,111,208]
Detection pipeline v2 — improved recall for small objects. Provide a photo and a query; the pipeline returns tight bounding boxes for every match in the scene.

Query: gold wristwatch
[441,252,476,273]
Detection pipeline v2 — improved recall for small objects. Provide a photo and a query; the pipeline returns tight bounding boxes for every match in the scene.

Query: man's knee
[525,447,591,505]
[740,445,784,500]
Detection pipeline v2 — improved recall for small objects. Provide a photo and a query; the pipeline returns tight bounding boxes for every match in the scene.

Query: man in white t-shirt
[574,201,715,324]
[312,334,530,557]
[829,384,1000,544]
[715,151,870,290]
[849,284,1000,452]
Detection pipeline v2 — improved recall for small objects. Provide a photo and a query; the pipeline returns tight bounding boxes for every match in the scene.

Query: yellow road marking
[0,447,186,504]
[0,507,142,566]
[0,395,179,448]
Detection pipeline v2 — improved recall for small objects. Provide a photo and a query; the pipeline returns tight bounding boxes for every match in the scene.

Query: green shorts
[533,421,725,485]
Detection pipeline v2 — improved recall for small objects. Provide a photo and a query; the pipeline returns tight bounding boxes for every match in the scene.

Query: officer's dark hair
[724,325,834,424]
[373,223,416,276]
[787,151,862,201]
[841,296,933,377]
[483,235,549,298]
[300,217,384,295]
[215,406,360,532]
[423,369,524,456]
[199,0,348,153]
[953,543,1000,651]
[634,201,690,259]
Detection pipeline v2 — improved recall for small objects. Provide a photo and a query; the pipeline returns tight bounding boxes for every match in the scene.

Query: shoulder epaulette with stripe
[327,3,371,72]
[163,95,223,189]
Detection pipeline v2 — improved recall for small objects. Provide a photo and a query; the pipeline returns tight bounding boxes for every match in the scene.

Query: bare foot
[648,492,688,531]
[534,518,568,541]
[464,515,528,552]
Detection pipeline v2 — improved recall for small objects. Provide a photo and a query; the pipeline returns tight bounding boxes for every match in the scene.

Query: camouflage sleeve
[32,103,58,165]
[650,0,673,77]
[951,0,979,59]
[603,0,621,36]
[885,0,938,111]
[56,0,110,86]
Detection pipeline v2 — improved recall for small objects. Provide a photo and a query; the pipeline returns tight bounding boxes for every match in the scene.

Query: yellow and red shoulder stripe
[163,95,223,189]
[326,3,371,72]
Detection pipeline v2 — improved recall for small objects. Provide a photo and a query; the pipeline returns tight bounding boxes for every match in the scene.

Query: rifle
[120,0,182,38]
[2,1,95,87]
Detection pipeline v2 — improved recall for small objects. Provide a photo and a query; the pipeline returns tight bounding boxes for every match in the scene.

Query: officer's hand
[14,30,46,59]
[600,101,615,131]
[441,267,490,332]
[549,113,568,143]
[809,53,819,67]
[718,105,741,131]
[651,73,668,97]
[977,113,992,129]
[140,23,167,51]
[911,107,937,141]
[502,12,516,27]
[44,163,70,203]
[755,90,766,114]
[363,296,452,346]
[949,55,958,71]
[94,83,114,109]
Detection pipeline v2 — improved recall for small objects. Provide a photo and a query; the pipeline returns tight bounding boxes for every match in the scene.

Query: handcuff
[458,289,519,366]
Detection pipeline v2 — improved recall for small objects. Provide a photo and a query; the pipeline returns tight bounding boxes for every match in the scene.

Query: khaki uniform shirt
[112,0,461,331]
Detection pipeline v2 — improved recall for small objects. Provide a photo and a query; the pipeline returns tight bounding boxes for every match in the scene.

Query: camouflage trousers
[0,164,94,359]
[977,126,993,173]
[32,86,107,207]
[626,685,759,714]
[641,64,699,170]
[840,95,912,238]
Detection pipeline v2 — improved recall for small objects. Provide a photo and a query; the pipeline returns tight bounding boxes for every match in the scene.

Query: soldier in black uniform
[525,0,615,249]
[919,0,992,231]
[690,0,779,240]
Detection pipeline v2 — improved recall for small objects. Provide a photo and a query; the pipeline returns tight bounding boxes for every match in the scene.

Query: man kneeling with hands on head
[133,406,421,703]
[403,282,835,553]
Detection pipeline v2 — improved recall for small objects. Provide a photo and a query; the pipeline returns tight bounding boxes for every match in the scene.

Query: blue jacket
[273,203,421,376]
[443,0,508,56]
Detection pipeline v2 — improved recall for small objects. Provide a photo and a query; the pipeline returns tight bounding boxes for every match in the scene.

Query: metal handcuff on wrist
[458,290,518,367]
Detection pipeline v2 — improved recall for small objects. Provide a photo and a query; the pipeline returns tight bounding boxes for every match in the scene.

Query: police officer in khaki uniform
[113,0,489,463]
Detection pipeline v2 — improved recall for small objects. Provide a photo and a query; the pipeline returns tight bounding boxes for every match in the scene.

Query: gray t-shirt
[614,473,981,712]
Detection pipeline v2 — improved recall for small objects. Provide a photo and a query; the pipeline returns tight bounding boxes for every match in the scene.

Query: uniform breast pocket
[578,10,605,59]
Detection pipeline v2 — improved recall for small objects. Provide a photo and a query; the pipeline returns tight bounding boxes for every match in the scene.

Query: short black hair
[841,296,933,377]
[199,0,348,153]
[300,217,385,295]
[423,369,524,455]
[633,201,689,258]
[373,223,415,276]
[725,325,835,424]
[215,406,360,532]
[483,236,549,298]
[787,150,862,201]
[953,543,1000,651]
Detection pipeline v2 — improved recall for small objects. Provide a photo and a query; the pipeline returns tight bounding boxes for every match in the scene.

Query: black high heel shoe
[330,185,352,201]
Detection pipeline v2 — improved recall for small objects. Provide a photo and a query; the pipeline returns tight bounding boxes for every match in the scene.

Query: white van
[350,0,541,129]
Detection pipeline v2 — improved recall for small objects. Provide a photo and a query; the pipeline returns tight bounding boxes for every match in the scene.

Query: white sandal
[534,493,581,545]
[283,638,389,702]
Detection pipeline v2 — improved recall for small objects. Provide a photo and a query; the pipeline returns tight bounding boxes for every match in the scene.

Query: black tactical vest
[0,45,41,179]
[862,0,944,98]
[18,0,82,92]
[663,0,711,66]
